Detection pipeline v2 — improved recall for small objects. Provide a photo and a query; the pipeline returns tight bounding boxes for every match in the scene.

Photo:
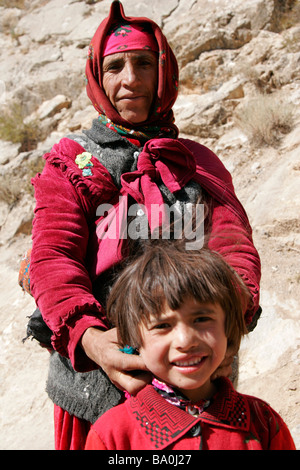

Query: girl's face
[139,298,227,401]
[102,50,158,124]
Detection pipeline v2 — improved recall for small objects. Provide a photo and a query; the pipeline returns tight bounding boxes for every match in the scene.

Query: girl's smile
[171,354,208,372]
[139,298,228,402]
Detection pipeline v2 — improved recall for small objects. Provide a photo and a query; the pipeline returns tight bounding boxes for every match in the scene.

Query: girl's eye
[153,322,170,330]
[195,316,211,323]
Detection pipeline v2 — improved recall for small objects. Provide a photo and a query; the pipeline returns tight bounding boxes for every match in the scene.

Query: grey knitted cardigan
[46,119,202,424]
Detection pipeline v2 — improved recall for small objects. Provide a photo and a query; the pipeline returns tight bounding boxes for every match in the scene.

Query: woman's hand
[81,327,152,395]
[211,344,238,381]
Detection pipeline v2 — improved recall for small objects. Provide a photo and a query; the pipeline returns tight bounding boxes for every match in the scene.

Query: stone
[28,95,72,121]
[174,76,245,137]
[15,0,87,43]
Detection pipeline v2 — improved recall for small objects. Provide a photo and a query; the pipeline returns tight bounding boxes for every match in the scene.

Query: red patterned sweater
[85,378,295,450]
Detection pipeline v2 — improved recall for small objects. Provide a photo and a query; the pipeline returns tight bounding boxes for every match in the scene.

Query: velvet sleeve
[30,138,117,371]
[207,199,261,327]
[181,139,261,327]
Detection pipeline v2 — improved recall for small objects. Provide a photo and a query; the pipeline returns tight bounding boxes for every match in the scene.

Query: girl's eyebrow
[146,313,173,325]
[193,306,216,313]
[191,307,219,316]
[146,304,219,325]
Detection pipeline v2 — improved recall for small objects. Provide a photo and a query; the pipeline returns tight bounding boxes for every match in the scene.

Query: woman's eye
[104,61,123,72]
[137,59,155,68]
[108,65,121,72]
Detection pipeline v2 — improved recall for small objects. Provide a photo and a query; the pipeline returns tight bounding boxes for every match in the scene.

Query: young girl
[84,242,295,450]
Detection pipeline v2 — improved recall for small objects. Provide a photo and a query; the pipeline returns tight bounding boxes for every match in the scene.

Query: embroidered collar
[128,377,250,450]
[152,378,211,416]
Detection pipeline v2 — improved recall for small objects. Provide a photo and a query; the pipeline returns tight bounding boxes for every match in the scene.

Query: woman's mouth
[118,94,144,101]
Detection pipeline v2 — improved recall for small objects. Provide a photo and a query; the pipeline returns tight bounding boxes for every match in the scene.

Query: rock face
[0,0,299,450]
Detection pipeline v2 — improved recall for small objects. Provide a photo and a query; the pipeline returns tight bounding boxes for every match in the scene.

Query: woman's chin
[119,110,149,125]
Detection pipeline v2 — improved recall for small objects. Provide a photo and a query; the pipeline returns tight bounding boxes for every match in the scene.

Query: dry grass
[0,103,42,152]
[235,92,295,147]
[0,0,26,7]
[277,0,300,31]
[0,178,23,206]
[0,157,45,206]
[0,101,45,205]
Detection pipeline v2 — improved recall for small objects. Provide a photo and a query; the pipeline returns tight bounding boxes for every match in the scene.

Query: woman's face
[102,50,158,124]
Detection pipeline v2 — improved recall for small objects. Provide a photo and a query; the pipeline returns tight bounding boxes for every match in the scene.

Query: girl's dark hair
[107,241,249,350]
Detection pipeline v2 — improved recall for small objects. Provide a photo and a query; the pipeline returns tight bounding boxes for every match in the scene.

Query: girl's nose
[175,324,199,351]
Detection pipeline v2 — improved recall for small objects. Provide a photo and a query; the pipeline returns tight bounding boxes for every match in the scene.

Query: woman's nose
[121,62,139,86]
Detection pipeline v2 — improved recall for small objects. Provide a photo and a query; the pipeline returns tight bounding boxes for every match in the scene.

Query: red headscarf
[102,23,159,57]
[85,0,179,136]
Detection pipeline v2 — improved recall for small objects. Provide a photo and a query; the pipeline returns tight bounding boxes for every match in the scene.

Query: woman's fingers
[81,327,151,394]
[211,344,238,381]
[111,369,152,395]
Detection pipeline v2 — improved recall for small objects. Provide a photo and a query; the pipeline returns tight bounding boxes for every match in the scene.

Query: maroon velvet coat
[30,136,261,371]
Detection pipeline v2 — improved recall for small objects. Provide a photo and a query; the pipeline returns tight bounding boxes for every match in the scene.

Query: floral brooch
[75,152,94,177]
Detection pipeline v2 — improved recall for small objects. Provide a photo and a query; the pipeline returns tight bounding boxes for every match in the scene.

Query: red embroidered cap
[103,22,159,57]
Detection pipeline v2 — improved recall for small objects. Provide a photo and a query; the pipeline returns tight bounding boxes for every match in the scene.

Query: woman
[26,1,261,450]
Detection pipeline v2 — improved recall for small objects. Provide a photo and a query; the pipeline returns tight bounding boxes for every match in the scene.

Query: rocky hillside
[0,0,299,449]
